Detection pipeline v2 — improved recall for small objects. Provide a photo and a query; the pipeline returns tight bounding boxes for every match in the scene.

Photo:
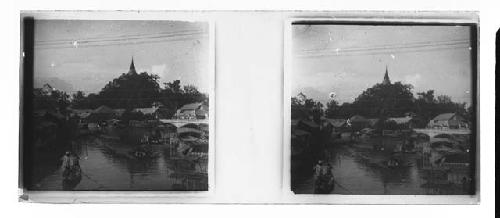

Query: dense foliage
[295,80,471,124]
[291,93,323,123]
[33,84,71,114]
[98,72,161,109]
[67,71,208,118]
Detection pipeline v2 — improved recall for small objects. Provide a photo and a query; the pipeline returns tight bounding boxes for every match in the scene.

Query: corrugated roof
[432,113,456,121]
[387,117,412,124]
[325,119,347,128]
[133,108,157,115]
[350,115,367,122]
[93,105,115,114]
[179,102,203,110]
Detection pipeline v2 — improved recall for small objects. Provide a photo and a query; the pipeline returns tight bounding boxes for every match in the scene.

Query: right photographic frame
[284,15,479,200]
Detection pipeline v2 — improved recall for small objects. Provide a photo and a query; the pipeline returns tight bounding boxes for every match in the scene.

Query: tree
[414,90,436,122]
[417,90,436,103]
[97,71,161,109]
[437,95,452,104]
[85,93,100,109]
[350,82,414,117]
[291,93,323,122]
[182,84,207,105]
[164,80,182,93]
[33,84,71,114]
[158,80,208,119]
[32,84,76,161]
[71,91,88,109]
[325,99,340,118]
[464,104,474,121]
[121,110,146,123]
[69,75,209,118]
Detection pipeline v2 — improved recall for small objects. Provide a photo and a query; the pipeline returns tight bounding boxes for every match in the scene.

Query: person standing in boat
[313,160,322,180]
[314,161,335,193]
[321,161,334,179]
[69,152,80,170]
[61,151,71,170]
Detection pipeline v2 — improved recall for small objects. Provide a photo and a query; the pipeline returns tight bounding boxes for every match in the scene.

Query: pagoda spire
[128,57,137,74]
[382,65,391,85]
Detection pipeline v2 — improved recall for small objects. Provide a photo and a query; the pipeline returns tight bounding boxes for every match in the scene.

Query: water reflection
[293,137,470,195]
[62,167,82,190]
[35,136,207,191]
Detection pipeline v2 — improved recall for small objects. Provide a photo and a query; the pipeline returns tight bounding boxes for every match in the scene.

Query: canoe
[62,166,82,190]
[314,174,335,194]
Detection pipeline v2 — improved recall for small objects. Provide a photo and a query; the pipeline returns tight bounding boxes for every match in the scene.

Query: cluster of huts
[292,112,469,142]
[67,101,209,128]
[33,101,209,149]
[421,131,473,192]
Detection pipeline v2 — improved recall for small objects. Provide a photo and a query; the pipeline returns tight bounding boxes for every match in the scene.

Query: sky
[291,24,474,106]
[33,20,209,95]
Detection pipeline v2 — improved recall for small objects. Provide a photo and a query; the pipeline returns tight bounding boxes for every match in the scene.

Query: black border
[20,16,35,190]
[495,28,499,214]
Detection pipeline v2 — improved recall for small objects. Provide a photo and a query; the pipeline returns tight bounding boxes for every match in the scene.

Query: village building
[348,115,369,130]
[33,108,65,119]
[132,103,161,119]
[323,118,348,130]
[296,119,320,133]
[290,119,314,168]
[386,116,418,129]
[70,109,93,119]
[132,107,158,118]
[174,102,209,120]
[68,108,93,128]
[291,128,312,156]
[428,113,469,129]
[321,118,347,139]
[291,129,311,145]
[87,105,118,123]
[113,108,126,117]
[366,118,381,128]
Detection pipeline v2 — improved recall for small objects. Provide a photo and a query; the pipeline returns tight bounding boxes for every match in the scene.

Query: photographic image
[21,18,213,191]
[288,22,478,195]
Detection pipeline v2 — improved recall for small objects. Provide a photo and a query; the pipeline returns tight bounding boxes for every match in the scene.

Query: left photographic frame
[19,12,215,198]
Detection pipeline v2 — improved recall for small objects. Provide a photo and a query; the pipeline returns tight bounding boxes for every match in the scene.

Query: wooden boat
[392,150,418,155]
[392,142,418,154]
[62,165,82,190]
[382,158,413,169]
[130,148,160,159]
[314,173,335,194]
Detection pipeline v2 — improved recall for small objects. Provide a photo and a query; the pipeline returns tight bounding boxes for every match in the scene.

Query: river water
[293,138,469,195]
[34,136,208,191]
